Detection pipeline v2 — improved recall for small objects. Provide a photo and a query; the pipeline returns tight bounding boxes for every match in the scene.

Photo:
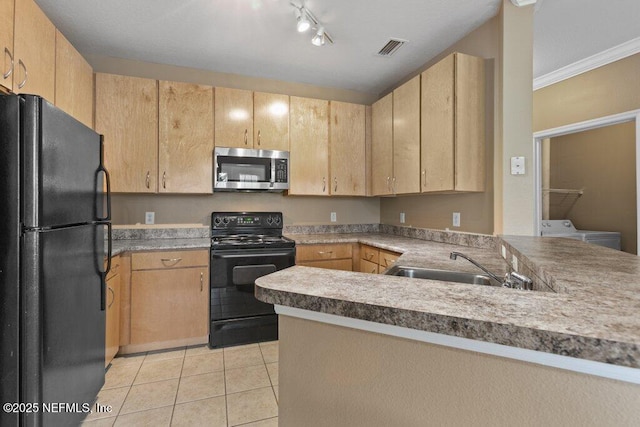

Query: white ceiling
[35,0,640,97]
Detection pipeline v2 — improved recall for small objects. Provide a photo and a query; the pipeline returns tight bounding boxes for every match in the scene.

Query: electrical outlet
[330,212,337,222]
[512,255,519,272]
[145,212,155,225]
[452,212,461,227]
[400,212,406,224]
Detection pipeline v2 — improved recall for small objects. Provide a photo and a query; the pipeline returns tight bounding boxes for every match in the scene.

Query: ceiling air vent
[376,38,407,57]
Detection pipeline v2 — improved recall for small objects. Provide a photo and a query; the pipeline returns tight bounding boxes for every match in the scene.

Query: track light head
[311,27,325,46]
[296,8,311,32]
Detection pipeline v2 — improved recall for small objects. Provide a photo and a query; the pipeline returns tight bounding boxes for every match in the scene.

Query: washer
[540,220,621,250]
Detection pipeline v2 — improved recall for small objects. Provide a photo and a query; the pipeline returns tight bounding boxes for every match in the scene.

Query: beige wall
[548,122,637,254]
[534,54,640,132]
[279,316,640,427]
[87,55,376,105]
[111,193,379,226]
[379,15,499,234]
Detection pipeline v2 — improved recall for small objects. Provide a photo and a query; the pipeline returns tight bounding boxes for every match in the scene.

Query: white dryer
[540,220,621,250]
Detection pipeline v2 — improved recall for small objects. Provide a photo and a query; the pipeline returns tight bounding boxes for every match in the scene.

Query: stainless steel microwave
[213,147,289,192]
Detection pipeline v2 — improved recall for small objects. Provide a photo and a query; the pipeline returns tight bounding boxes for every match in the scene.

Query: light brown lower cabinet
[126,250,209,352]
[105,256,121,366]
[296,243,354,271]
[359,244,401,274]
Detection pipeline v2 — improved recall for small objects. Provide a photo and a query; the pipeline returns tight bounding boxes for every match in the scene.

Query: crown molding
[534,37,640,91]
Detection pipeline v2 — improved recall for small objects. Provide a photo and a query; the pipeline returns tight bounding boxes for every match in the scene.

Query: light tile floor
[82,341,279,427]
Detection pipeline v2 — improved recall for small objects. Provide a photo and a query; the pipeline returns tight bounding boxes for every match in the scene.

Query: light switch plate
[330,212,337,222]
[511,156,525,175]
[400,212,406,224]
[452,212,461,227]
[145,212,155,225]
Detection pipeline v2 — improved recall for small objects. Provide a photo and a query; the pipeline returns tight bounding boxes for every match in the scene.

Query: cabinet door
[0,0,13,90]
[379,249,400,270]
[393,75,421,194]
[131,267,209,345]
[455,53,485,192]
[159,81,214,194]
[13,0,56,101]
[421,54,454,192]
[254,92,289,151]
[55,30,94,129]
[371,93,393,196]
[329,101,366,196]
[289,96,329,196]
[214,87,253,148]
[105,270,120,366]
[360,259,379,274]
[95,73,158,193]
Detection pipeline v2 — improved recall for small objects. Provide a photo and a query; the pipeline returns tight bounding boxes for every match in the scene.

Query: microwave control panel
[275,159,288,183]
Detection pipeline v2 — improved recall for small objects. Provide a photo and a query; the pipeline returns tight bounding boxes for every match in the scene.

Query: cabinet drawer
[359,259,379,274]
[296,244,352,262]
[132,250,209,270]
[379,249,401,270]
[298,258,353,271]
[360,245,379,264]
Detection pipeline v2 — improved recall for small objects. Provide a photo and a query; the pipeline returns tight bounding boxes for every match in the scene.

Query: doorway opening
[534,110,640,255]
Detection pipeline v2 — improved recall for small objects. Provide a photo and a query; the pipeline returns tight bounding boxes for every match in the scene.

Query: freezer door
[21,95,103,228]
[0,92,20,426]
[21,224,105,426]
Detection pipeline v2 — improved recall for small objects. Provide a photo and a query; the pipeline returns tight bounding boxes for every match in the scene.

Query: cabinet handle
[244,129,248,145]
[322,177,326,192]
[422,170,426,187]
[386,176,391,192]
[317,251,333,256]
[107,287,115,309]
[162,171,166,189]
[366,253,374,260]
[257,130,261,146]
[392,177,396,195]
[370,267,377,274]
[160,258,182,267]
[334,177,338,193]
[200,272,204,292]
[145,171,150,189]
[3,47,13,79]
[17,59,27,89]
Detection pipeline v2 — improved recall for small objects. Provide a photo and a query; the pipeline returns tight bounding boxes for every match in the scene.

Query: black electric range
[209,212,295,349]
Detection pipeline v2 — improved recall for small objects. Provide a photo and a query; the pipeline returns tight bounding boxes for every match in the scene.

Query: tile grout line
[168,349,188,426]
[110,351,146,424]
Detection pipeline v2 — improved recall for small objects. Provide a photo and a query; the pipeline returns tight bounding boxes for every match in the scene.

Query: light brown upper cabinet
[95,73,158,193]
[215,88,289,151]
[289,96,329,196]
[54,30,94,129]
[393,75,421,194]
[254,91,289,151]
[371,92,393,196]
[329,101,366,196]
[13,0,56,101]
[421,52,485,193]
[0,0,14,91]
[214,87,253,148]
[159,81,214,194]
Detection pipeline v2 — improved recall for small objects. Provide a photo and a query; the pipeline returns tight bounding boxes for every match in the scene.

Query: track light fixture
[290,2,334,46]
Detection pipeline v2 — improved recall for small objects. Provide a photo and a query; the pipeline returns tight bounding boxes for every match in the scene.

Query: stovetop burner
[210,212,295,250]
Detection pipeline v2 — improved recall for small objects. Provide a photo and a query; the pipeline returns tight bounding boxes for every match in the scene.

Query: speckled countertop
[256,233,640,368]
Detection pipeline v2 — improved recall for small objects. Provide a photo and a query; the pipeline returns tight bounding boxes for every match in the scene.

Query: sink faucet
[449,251,533,290]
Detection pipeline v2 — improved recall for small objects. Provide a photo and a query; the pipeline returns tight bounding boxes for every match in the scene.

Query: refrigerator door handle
[97,221,112,311]
[97,135,111,221]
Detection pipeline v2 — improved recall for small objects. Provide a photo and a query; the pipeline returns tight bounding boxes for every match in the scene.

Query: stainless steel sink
[384,265,498,286]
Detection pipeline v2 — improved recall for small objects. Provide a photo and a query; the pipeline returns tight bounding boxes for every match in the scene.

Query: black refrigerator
[0,93,112,426]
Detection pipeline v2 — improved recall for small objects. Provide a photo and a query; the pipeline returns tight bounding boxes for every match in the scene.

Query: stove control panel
[211,212,283,230]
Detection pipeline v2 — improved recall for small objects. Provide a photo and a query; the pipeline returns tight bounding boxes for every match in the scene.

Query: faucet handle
[503,271,533,290]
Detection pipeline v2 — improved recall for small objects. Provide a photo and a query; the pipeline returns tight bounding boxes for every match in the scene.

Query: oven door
[210,248,295,321]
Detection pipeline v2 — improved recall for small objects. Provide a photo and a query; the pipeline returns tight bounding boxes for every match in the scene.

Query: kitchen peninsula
[255,230,640,426]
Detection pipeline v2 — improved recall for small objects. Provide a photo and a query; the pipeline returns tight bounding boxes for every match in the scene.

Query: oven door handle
[211,251,296,259]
